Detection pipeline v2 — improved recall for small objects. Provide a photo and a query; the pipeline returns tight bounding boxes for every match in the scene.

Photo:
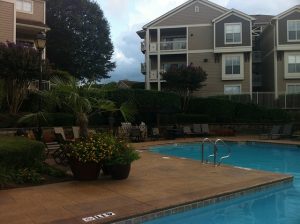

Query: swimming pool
[144,142,300,224]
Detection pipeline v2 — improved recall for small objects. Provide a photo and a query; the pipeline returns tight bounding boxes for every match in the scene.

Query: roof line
[212,9,256,23]
[143,0,228,29]
[273,5,300,19]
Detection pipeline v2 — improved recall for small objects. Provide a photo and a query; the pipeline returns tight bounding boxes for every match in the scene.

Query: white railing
[204,92,300,109]
[28,80,51,91]
[160,40,187,51]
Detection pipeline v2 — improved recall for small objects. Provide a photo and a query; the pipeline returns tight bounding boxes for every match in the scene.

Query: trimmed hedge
[0,137,45,168]
[187,98,290,123]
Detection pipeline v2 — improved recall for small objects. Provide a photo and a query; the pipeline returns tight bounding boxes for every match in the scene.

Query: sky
[98,0,300,83]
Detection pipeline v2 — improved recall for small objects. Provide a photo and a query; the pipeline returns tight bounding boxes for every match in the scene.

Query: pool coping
[111,139,296,224]
[111,177,292,224]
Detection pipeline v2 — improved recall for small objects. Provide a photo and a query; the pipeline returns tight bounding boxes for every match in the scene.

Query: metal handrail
[201,138,214,163]
[215,139,231,166]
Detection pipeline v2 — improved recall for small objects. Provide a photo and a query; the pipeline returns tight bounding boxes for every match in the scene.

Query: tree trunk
[77,112,89,138]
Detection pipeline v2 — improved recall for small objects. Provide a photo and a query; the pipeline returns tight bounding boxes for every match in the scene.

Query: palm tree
[42,77,136,138]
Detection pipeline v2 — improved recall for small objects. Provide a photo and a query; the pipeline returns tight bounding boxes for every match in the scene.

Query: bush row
[187,98,290,123]
[0,137,45,169]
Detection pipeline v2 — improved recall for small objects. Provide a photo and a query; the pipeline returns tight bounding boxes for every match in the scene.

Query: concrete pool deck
[0,137,295,224]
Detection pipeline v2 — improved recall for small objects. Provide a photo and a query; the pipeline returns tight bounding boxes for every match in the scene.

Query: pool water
[145,142,300,224]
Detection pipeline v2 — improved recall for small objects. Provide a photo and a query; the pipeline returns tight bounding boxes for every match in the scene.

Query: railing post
[201,143,204,163]
[256,92,259,105]
[213,144,217,166]
[285,92,287,110]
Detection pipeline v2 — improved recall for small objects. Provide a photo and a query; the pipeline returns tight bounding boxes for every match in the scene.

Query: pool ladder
[201,138,231,166]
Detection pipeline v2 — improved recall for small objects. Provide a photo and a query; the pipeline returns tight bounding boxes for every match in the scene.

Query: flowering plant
[105,140,140,165]
[66,133,115,163]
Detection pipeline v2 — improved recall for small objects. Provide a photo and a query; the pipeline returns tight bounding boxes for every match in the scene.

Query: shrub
[0,114,20,128]
[0,137,45,169]
[175,114,211,124]
[18,113,75,127]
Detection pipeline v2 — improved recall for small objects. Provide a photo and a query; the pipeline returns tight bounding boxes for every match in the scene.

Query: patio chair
[201,124,210,136]
[151,128,160,140]
[272,124,294,139]
[72,126,80,139]
[260,125,281,139]
[192,124,202,135]
[54,127,67,141]
[52,133,69,166]
[183,126,197,137]
[139,122,148,140]
[129,127,142,142]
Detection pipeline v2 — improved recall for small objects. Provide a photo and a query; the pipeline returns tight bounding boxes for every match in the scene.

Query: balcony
[141,63,146,74]
[160,40,187,51]
[149,70,164,81]
[253,74,262,87]
[141,41,146,53]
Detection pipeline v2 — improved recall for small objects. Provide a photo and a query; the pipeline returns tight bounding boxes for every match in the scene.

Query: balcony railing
[149,70,164,81]
[160,40,187,51]
[141,41,146,53]
[141,63,146,74]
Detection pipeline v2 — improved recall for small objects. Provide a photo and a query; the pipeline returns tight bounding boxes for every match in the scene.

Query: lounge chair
[192,124,202,135]
[54,127,67,141]
[129,127,141,142]
[151,128,160,140]
[183,126,197,137]
[260,125,281,139]
[201,124,210,136]
[272,124,294,139]
[72,126,80,139]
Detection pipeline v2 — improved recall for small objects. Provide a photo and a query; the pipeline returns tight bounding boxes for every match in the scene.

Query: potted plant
[105,140,140,180]
[66,133,113,181]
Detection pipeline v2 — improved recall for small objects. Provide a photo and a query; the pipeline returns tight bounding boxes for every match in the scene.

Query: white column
[146,29,150,90]
[186,27,189,65]
[157,28,161,91]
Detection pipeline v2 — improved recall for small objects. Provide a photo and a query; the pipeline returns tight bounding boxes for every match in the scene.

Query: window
[288,20,300,41]
[195,6,200,13]
[285,52,300,79]
[224,85,241,95]
[225,23,242,44]
[287,84,300,94]
[16,0,33,13]
[222,54,244,80]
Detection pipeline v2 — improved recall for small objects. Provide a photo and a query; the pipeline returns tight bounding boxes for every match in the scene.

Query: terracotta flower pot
[110,164,131,180]
[69,158,101,181]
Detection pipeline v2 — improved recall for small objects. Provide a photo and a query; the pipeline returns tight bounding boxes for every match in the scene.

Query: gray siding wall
[278,11,300,45]
[0,1,14,43]
[277,52,300,93]
[188,52,250,96]
[154,2,224,27]
[16,0,45,23]
[188,26,213,50]
[215,15,251,48]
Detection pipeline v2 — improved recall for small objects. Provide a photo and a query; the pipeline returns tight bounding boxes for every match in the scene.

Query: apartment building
[137,0,300,98]
[0,0,49,49]
[260,5,300,98]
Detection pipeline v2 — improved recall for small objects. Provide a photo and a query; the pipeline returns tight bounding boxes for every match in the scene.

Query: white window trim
[16,0,33,14]
[287,20,300,42]
[222,53,244,80]
[284,52,300,79]
[286,83,300,94]
[224,23,242,45]
[224,84,242,95]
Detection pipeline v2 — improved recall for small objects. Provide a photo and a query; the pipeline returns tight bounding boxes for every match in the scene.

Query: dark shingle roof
[251,15,274,24]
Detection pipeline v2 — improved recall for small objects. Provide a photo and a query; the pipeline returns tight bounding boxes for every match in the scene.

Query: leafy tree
[162,65,208,111]
[46,0,115,82]
[0,42,40,114]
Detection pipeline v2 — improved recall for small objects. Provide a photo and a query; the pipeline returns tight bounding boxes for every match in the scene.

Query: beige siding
[16,0,44,23]
[154,2,223,27]
[278,11,300,45]
[188,26,213,50]
[277,52,300,93]
[0,1,14,43]
[188,52,250,96]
